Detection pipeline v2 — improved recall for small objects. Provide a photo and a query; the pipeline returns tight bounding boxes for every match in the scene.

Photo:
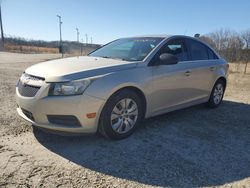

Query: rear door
[185,38,219,98]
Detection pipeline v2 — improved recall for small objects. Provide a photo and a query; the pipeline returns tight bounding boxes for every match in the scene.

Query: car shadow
[33,100,250,187]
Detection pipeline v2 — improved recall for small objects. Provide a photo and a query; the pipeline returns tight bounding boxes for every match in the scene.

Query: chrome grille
[17,81,40,97]
[26,75,44,81]
[17,73,44,97]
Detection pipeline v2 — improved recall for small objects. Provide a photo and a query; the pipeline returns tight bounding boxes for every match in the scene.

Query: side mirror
[158,53,178,65]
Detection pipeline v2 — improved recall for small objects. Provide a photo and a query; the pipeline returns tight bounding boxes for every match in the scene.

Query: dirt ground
[0,52,249,188]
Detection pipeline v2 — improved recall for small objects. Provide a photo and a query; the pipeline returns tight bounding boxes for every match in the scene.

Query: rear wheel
[99,89,143,140]
[207,79,225,108]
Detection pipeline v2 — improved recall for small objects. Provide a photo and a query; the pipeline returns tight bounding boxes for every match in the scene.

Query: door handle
[185,70,191,76]
[210,66,215,71]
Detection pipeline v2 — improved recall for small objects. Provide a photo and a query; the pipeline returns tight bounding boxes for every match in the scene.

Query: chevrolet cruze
[16,35,228,139]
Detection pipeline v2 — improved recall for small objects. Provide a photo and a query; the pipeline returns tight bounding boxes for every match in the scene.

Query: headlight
[49,79,92,96]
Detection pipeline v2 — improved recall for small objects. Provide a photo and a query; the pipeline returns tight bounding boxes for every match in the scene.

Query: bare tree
[240,29,250,74]
[204,29,245,62]
[206,28,231,50]
[241,29,250,49]
[199,36,216,49]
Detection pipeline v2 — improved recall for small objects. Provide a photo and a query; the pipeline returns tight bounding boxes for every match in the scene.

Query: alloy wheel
[110,98,138,134]
[213,83,224,104]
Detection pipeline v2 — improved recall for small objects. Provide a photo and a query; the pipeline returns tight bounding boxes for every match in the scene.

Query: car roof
[127,35,199,40]
[131,34,172,38]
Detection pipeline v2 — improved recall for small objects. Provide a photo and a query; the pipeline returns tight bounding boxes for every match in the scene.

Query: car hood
[25,56,138,82]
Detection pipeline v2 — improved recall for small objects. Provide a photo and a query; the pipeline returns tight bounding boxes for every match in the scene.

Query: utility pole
[90,37,93,45]
[76,27,79,42]
[57,15,63,57]
[81,38,83,55]
[76,28,80,55]
[0,3,5,50]
[85,34,88,46]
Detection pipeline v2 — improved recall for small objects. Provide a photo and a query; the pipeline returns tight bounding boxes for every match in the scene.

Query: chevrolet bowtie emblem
[20,75,30,85]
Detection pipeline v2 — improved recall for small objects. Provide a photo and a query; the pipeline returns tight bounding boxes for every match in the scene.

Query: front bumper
[16,84,106,134]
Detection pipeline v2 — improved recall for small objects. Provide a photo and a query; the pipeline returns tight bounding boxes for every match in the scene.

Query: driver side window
[160,39,188,62]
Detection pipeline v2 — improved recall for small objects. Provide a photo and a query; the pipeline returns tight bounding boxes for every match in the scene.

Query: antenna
[194,33,200,38]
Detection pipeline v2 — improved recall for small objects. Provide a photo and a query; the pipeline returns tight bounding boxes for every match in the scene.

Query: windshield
[89,37,164,61]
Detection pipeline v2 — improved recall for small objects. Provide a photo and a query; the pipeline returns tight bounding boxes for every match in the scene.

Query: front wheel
[207,79,226,108]
[98,89,144,140]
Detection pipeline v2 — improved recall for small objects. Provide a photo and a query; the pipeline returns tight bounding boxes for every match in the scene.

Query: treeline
[200,28,250,62]
[5,36,59,48]
[4,36,101,54]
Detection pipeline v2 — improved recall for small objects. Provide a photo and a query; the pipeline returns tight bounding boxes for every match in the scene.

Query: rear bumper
[16,87,106,134]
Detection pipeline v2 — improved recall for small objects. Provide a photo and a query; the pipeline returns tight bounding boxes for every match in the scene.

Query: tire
[207,79,226,108]
[98,89,144,140]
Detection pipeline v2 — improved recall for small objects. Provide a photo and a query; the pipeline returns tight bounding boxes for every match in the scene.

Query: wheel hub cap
[213,83,224,104]
[110,98,138,134]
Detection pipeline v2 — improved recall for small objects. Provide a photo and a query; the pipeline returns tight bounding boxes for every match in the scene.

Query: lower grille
[21,108,35,121]
[17,81,40,97]
[47,115,82,127]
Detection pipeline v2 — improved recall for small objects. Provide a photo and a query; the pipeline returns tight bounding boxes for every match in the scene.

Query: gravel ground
[0,52,250,188]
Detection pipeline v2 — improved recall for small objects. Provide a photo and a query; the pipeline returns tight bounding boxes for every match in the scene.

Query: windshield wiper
[100,56,111,58]
[100,56,127,61]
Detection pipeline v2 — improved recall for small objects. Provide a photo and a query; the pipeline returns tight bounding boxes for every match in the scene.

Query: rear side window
[159,39,188,62]
[207,48,219,60]
[188,39,209,61]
